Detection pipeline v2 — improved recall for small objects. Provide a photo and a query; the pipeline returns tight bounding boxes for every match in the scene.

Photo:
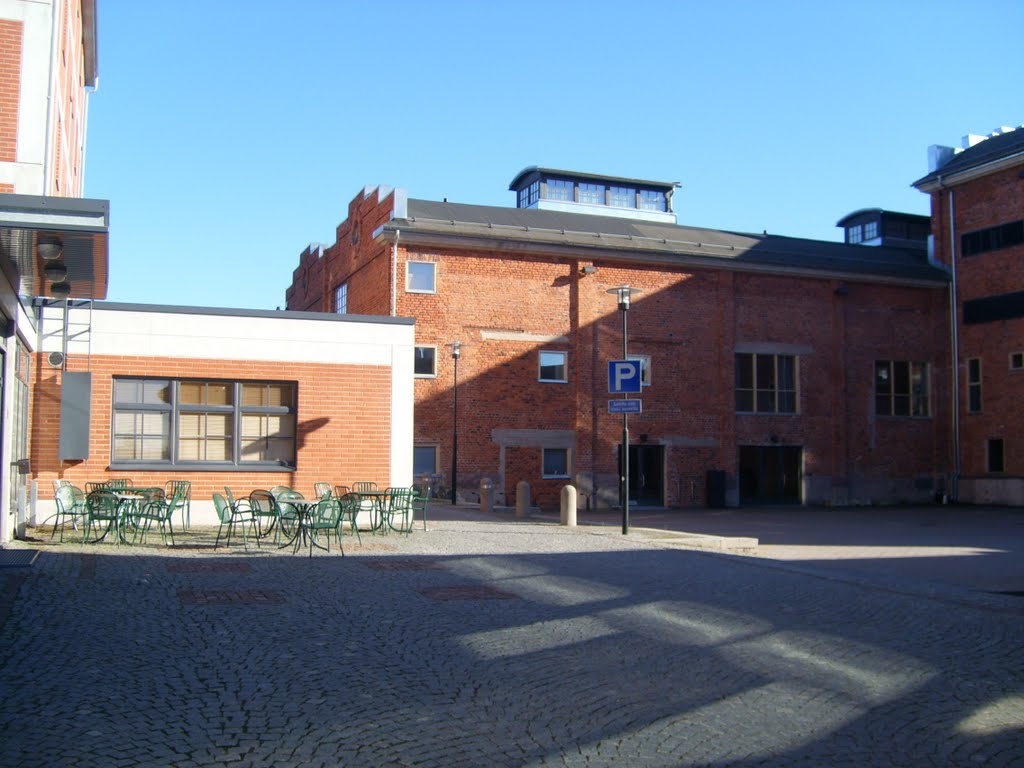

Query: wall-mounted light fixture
[44,262,68,283]
[581,265,598,275]
[50,282,71,299]
[37,235,63,261]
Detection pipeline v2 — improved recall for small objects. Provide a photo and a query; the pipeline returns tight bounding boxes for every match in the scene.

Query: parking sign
[608,360,642,393]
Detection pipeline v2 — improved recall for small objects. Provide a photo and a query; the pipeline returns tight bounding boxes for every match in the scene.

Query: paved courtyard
[1,505,1022,767]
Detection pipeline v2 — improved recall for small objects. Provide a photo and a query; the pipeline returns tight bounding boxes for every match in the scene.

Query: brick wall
[0,19,22,164]
[289,187,951,508]
[31,354,394,504]
[933,163,1024,481]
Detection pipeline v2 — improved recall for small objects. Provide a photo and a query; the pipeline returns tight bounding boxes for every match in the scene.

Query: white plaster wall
[80,308,409,366]
[0,0,54,194]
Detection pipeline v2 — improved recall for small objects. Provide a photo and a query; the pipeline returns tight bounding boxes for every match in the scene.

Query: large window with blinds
[112,378,296,468]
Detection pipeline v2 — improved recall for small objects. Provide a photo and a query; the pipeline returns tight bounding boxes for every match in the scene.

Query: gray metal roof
[914,129,1024,188]
[387,199,949,286]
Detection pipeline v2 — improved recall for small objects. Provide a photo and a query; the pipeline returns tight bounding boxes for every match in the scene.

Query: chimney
[928,145,957,173]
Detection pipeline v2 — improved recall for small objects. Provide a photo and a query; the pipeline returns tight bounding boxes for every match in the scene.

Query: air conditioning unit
[46,351,65,369]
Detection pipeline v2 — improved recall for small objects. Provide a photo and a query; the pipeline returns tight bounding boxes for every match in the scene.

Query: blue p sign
[608,360,642,393]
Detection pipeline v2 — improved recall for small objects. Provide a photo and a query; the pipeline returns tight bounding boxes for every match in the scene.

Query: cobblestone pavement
[1,510,1022,767]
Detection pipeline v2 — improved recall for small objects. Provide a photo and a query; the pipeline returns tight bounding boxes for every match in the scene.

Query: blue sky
[85,0,1023,309]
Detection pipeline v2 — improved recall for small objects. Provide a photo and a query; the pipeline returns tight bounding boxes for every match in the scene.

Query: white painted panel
[85,308,414,366]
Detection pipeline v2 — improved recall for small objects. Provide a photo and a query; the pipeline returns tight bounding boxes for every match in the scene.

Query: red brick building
[287,170,952,509]
[914,126,1024,505]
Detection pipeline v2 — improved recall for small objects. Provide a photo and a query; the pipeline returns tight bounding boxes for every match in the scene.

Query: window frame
[335,282,348,314]
[639,189,666,212]
[1010,352,1024,372]
[406,261,437,294]
[609,186,637,209]
[542,447,570,479]
[546,178,573,201]
[413,444,438,478]
[111,377,297,470]
[734,353,798,414]
[577,182,605,205]
[414,346,438,378]
[874,360,930,418]
[967,357,982,413]
[538,350,568,383]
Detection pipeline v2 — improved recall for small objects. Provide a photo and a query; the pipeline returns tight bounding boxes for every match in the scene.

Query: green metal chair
[165,480,191,529]
[383,487,415,534]
[302,497,345,557]
[411,483,430,531]
[213,492,256,549]
[314,482,333,499]
[107,478,133,490]
[131,494,177,546]
[338,492,362,544]
[83,490,122,544]
[249,490,297,544]
[50,485,87,541]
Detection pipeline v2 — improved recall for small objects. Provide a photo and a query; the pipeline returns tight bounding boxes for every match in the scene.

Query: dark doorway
[739,445,802,505]
[629,444,664,506]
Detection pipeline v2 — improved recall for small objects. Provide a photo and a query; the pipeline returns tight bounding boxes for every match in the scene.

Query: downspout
[390,230,400,317]
[42,1,61,193]
[945,183,962,500]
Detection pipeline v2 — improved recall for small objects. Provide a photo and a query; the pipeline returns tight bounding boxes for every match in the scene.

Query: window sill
[109,462,297,473]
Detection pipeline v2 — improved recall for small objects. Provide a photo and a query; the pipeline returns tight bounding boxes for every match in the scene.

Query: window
[407,262,436,293]
[987,438,1005,473]
[847,224,863,244]
[967,358,982,413]
[609,186,636,208]
[517,181,540,208]
[413,445,438,477]
[112,378,296,468]
[546,179,573,201]
[414,346,437,377]
[627,353,652,386]
[864,221,879,240]
[874,361,929,417]
[735,353,797,413]
[1011,352,1024,371]
[543,447,569,478]
[539,350,567,382]
[578,183,604,205]
[961,219,1024,257]
[639,190,666,212]
[335,283,348,314]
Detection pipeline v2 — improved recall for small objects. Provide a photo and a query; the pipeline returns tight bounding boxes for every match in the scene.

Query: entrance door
[739,445,802,505]
[629,444,664,506]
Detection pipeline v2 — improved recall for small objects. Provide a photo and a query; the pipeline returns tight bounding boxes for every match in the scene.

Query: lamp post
[607,285,641,534]
[448,341,461,505]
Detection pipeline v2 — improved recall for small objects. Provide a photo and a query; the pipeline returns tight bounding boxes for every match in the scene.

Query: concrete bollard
[480,478,494,514]
[515,480,530,518]
[560,485,577,527]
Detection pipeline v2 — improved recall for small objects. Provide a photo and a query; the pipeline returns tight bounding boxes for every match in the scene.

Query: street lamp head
[448,341,462,359]
[607,285,641,311]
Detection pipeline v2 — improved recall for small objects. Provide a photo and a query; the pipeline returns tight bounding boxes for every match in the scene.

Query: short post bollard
[560,485,577,527]
[480,478,494,514]
[515,480,530,519]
